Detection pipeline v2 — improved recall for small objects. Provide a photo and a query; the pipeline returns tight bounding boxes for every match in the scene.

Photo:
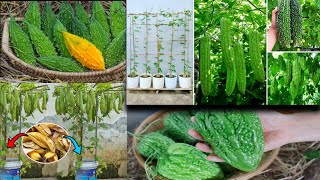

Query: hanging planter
[179,73,191,88]
[140,73,152,88]
[127,73,140,88]
[165,73,177,89]
[75,159,99,180]
[0,158,22,179]
[153,74,164,89]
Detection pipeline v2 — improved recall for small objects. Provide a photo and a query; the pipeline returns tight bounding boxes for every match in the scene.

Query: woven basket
[132,111,280,180]
[2,17,126,83]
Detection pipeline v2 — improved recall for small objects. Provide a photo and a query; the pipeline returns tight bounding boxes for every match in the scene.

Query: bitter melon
[71,17,90,40]
[28,23,57,57]
[194,110,264,172]
[104,29,126,67]
[9,16,35,65]
[63,32,105,70]
[225,47,236,96]
[292,58,301,86]
[42,2,56,42]
[289,81,298,100]
[109,1,126,38]
[136,132,175,159]
[290,0,303,47]
[284,59,292,86]
[90,18,110,52]
[276,0,291,48]
[92,1,111,42]
[53,20,71,58]
[163,111,197,144]
[157,143,224,180]
[24,1,41,30]
[298,57,306,70]
[199,34,212,97]
[37,56,88,72]
[249,30,265,83]
[220,17,234,70]
[75,1,90,27]
[58,1,74,32]
[234,42,246,94]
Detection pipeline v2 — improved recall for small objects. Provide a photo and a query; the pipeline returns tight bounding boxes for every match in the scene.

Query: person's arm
[267,7,278,51]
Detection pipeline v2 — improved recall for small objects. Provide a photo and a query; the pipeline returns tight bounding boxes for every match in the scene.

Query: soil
[128,74,138,78]
[179,74,191,78]
[153,74,164,78]
[165,74,176,78]
[140,74,151,78]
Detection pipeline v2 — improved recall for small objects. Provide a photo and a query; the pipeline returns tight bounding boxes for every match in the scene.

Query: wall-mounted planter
[140,73,152,89]
[179,73,192,88]
[75,159,99,180]
[0,158,22,180]
[165,73,177,89]
[153,74,165,89]
[127,75,140,88]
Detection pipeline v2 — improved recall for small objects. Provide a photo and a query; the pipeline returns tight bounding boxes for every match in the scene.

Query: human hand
[188,111,320,162]
[267,7,278,51]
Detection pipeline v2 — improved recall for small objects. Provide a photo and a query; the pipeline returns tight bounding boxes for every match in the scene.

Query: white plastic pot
[165,73,177,89]
[127,75,139,88]
[140,73,152,89]
[179,73,192,88]
[152,74,164,89]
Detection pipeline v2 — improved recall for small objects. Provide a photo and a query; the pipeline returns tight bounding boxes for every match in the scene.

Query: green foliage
[37,56,88,72]
[194,110,264,172]
[195,0,266,105]
[268,53,320,105]
[157,143,224,180]
[9,16,35,65]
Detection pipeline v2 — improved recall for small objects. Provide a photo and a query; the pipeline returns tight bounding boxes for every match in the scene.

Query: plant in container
[153,37,164,89]
[54,83,124,179]
[128,15,139,88]
[0,83,49,179]
[165,13,177,89]
[140,12,152,89]
[179,10,192,88]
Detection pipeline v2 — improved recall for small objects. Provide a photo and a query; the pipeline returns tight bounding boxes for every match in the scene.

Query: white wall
[126,0,194,77]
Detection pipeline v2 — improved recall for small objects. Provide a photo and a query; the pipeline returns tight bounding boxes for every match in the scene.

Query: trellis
[128,10,192,78]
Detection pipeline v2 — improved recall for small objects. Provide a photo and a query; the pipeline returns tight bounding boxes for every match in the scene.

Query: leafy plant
[268,53,320,105]
[195,0,266,105]
[53,83,125,174]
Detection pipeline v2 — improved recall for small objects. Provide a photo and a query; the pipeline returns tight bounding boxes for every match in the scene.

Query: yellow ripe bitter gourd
[63,32,105,70]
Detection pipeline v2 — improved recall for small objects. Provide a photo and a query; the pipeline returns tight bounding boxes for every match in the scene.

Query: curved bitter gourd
[24,1,41,30]
[163,111,197,144]
[276,0,291,48]
[157,143,224,180]
[136,132,175,159]
[225,47,236,96]
[53,20,71,58]
[194,110,264,172]
[109,1,126,38]
[220,17,234,70]
[199,34,212,97]
[290,0,303,47]
[42,2,56,42]
[58,1,74,32]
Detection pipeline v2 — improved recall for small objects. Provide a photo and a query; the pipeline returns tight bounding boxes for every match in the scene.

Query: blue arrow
[64,136,82,155]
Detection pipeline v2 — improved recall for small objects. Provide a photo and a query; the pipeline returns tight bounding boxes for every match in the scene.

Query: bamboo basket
[2,17,126,83]
[132,111,280,180]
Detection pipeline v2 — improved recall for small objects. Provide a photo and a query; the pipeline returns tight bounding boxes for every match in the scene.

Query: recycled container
[75,159,99,180]
[0,158,22,180]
